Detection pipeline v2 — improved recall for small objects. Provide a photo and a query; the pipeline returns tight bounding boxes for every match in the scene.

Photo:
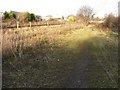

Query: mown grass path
[67,42,91,88]
[66,32,118,88]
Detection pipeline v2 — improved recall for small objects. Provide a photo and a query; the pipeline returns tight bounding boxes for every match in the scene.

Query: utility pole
[118,1,120,16]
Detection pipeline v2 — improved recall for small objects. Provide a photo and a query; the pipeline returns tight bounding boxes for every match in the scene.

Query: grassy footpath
[3,25,118,88]
[87,30,118,88]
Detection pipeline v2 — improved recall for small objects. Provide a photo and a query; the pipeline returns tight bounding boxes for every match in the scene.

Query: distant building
[119,1,120,16]
[42,15,53,21]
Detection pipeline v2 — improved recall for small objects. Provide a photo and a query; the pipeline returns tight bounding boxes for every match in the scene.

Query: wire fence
[2,20,65,29]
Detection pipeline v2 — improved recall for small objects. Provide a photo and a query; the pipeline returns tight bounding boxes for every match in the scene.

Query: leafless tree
[77,5,94,18]
[77,5,94,25]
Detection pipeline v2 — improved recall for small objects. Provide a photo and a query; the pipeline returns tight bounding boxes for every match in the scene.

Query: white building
[42,15,53,21]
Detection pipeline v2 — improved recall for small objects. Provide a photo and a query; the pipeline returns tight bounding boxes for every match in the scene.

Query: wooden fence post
[17,21,19,29]
[29,22,31,27]
[47,21,49,26]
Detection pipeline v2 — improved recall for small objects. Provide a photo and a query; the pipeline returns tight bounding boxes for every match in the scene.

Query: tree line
[3,11,38,22]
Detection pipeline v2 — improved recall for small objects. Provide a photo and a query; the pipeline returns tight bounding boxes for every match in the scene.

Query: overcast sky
[0,0,119,18]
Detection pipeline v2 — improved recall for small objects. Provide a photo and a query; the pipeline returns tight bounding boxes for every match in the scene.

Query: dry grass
[2,23,118,88]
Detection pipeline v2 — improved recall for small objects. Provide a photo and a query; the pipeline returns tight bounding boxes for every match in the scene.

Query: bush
[28,13,37,22]
[68,16,75,22]
[3,11,16,20]
[18,12,37,23]
[103,14,118,28]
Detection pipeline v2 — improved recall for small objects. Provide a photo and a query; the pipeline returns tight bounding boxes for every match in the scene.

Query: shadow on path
[67,41,92,88]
